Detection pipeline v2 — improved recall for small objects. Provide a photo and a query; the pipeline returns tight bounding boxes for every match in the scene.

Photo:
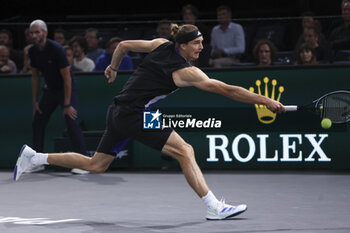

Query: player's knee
[178,143,195,161]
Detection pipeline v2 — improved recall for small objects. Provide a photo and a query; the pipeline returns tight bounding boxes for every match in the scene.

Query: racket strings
[320,93,350,123]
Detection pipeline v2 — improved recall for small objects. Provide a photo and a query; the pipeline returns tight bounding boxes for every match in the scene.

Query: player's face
[29,26,47,46]
[185,36,203,61]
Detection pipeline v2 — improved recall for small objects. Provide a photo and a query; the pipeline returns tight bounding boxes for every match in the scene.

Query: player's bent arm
[173,67,285,113]
[109,38,168,70]
[105,38,168,83]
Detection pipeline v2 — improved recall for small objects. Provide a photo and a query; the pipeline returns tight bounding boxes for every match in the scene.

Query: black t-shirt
[29,39,74,90]
[114,41,191,110]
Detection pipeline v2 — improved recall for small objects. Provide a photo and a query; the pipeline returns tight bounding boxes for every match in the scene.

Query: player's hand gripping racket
[284,90,350,124]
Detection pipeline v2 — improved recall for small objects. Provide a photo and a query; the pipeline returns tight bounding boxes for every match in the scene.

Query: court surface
[1,170,350,233]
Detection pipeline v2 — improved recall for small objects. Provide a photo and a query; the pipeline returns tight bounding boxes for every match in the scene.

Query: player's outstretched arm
[173,66,285,114]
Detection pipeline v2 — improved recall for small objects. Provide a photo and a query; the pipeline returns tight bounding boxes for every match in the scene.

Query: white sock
[201,190,220,210]
[31,153,49,166]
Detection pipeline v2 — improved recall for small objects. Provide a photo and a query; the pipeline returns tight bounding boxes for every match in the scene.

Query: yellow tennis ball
[321,118,332,129]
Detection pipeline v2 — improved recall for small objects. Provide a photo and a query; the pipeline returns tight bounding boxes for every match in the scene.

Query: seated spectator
[53,28,68,46]
[0,29,21,68]
[209,5,245,68]
[155,19,172,40]
[69,35,95,72]
[93,37,133,71]
[63,45,74,67]
[253,40,277,66]
[85,28,105,62]
[0,45,17,74]
[24,27,33,46]
[296,43,317,65]
[328,0,350,50]
[21,44,33,74]
[295,18,329,54]
[301,23,330,62]
[181,4,211,43]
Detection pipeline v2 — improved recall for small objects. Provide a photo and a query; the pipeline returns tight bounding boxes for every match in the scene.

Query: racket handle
[285,105,298,111]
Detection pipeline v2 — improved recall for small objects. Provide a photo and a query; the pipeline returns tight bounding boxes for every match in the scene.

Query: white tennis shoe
[14,144,37,181]
[206,199,247,220]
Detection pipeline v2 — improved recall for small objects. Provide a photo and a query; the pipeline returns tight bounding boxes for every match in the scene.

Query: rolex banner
[141,67,350,170]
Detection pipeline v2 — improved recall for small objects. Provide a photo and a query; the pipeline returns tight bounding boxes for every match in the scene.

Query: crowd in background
[0,1,350,75]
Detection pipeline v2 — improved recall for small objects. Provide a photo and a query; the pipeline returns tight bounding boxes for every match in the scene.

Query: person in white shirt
[210,5,245,68]
[69,35,95,72]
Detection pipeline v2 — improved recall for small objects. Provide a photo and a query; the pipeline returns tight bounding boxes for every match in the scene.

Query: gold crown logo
[249,77,284,124]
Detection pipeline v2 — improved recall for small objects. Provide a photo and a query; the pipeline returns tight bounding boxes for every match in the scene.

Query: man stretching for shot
[14,24,285,220]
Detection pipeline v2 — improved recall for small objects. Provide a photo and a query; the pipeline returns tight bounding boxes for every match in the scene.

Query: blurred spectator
[53,28,68,46]
[181,4,211,43]
[69,35,95,72]
[64,45,74,67]
[0,29,21,68]
[301,23,330,62]
[155,19,172,40]
[328,0,350,50]
[253,40,277,66]
[209,5,245,67]
[21,44,33,74]
[93,37,133,71]
[24,27,34,45]
[85,28,105,62]
[296,15,329,52]
[296,43,317,65]
[0,45,17,74]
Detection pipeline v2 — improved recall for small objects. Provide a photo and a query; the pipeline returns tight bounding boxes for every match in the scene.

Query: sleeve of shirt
[223,24,246,56]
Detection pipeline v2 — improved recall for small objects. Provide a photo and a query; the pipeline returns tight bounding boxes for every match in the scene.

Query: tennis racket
[284,90,350,124]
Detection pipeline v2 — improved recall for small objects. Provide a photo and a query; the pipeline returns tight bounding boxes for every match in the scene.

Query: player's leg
[14,145,115,181]
[161,131,248,220]
[161,131,209,197]
[47,152,114,173]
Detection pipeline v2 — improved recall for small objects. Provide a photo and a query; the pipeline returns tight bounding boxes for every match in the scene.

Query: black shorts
[96,103,173,156]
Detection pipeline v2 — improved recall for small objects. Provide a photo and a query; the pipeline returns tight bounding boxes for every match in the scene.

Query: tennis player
[14,24,285,220]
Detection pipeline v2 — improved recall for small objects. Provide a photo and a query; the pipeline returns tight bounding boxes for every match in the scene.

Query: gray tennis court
[1,170,350,233]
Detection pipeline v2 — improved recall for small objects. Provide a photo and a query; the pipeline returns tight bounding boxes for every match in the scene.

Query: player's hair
[30,19,48,32]
[171,23,198,46]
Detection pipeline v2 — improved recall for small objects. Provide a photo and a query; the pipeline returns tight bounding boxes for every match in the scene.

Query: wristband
[63,104,71,108]
[109,65,118,72]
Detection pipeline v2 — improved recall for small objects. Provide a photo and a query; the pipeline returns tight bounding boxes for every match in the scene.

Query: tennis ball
[321,118,332,129]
